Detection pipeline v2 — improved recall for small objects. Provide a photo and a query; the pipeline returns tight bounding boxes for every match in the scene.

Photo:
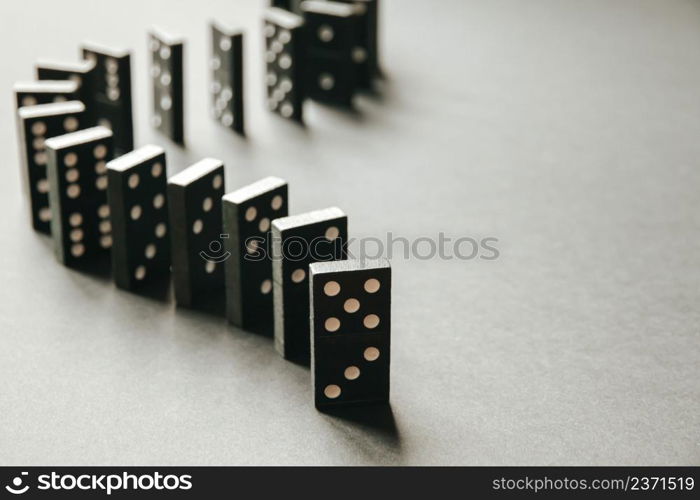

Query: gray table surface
[1,0,698,465]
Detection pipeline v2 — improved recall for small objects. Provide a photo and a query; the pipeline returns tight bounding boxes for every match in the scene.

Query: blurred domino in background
[149,29,185,145]
[81,43,134,154]
[210,22,245,135]
[264,7,306,122]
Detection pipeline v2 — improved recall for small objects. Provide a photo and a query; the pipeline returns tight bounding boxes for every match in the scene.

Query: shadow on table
[321,403,401,454]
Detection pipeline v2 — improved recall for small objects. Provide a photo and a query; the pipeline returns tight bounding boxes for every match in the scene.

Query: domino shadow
[308,101,366,125]
[268,114,310,134]
[284,356,311,369]
[32,235,110,284]
[210,121,250,143]
[321,403,400,448]
[356,72,392,105]
[360,83,388,103]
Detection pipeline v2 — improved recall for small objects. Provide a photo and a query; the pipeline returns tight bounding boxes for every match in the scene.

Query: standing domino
[223,177,288,335]
[310,259,391,409]
[149,29,185,144]
[44,126,114,267]
[168,159,225,307]
[337,0,380,84]
[301,1,364,106]
[210,22,244,135]
[264,7,306,122]
[107,145,170,290]
[81,43,134,154]
[272,207,348,362]
[17,101,86,234]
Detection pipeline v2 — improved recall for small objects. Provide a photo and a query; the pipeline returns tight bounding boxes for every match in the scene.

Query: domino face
[167,159,225,307]
[14,81,79,109]
[44,126,114,267]
[210,23,244,135]
[310,259,391,409]
[36,59,96,117]
[337,0,379,84]
[303,1,361,54]
[306,56,358,106]
[223,177,288,335]
[272,207,348,362]
[81,43,134,154]
[149,29,185,144]
[107,145,170,290]
[17,101,87,234]
[301,1,363,105]
[264,7,306,122]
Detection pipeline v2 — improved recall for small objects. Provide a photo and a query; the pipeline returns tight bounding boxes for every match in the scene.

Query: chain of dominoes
[12,1,388,411]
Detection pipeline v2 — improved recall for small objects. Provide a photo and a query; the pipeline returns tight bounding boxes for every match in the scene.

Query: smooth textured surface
[1,0,699,465]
